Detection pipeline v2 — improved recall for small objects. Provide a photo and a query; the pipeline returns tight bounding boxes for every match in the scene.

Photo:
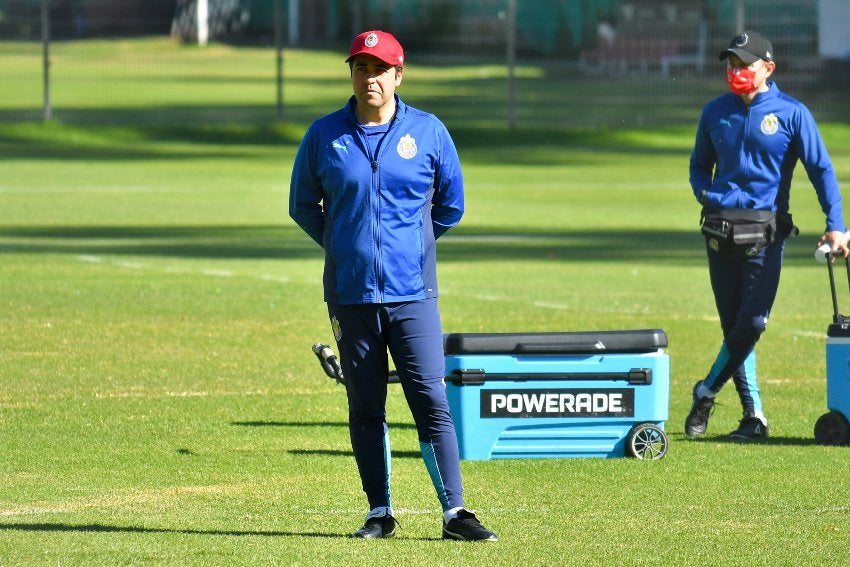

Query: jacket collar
[730,81,779,108]
[754,81,779,102]
[345,94,407,124]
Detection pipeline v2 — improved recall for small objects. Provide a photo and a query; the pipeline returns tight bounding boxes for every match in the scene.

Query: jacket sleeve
[431,125,464,239]
[289,126,325,247]
[689,109,715,205]
[794,107,845,232]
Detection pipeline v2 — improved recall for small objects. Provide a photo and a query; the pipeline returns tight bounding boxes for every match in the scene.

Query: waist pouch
[700,208,777,258]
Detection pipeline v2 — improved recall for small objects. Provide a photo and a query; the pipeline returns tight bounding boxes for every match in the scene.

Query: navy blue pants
[328,299,463,513]
[703,237,785,415]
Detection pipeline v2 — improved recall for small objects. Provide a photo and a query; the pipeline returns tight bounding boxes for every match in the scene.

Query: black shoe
[685,380,715,436]
[730,416,769,440]
[351,514,397,539]
[442,509,497,542]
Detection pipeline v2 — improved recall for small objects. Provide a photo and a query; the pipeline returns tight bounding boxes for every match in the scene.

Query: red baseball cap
[345,30,404,67]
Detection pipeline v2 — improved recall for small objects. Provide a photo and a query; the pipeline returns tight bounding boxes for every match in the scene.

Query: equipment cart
[815,254,850,445]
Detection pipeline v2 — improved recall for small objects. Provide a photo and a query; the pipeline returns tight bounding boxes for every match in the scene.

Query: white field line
[441,234,556,243]
[76,254,289,284]
[73,253,824,337]
[464,182,685,191]
[92,388,272,400]
[0,484,269,517]
[0,186,177,194]
[788,329,828,339]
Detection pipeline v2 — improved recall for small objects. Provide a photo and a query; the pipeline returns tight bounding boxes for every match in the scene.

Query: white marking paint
[75,255,290,284]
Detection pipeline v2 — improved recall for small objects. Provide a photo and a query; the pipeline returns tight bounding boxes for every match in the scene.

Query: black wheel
[626,423,668,460]
[814,411,850,446]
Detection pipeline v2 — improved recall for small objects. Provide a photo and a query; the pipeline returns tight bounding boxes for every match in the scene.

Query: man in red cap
[686,30,847,440]
[290,30,498,541]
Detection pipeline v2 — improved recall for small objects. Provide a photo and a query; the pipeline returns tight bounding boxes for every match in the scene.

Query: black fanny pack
[700,208,778,258]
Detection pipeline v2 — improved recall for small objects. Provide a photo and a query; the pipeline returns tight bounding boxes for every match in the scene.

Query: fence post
[275,0,285,123]
[197,0,209,46]
[506,0,516,129]
[41,0,52,122]
[288,0,299,46]
[735,0,745,32]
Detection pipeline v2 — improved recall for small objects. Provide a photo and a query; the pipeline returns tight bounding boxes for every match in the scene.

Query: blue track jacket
[690,82,843,231]
[289,95,464,305]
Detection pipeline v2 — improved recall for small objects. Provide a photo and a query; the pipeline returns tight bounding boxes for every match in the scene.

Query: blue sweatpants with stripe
[703,237,785,416]
[328,298,463,513]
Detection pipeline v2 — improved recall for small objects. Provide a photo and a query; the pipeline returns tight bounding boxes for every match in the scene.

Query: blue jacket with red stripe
[289,95,464,305]
[690,82,844,232]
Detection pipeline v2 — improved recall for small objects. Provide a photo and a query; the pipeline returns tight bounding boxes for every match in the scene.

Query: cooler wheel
[814,411,850,446]
[626,423,668,460]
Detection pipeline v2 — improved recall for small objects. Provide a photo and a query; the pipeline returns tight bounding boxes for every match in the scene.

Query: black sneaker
[442,509,497,542]
[730,416,769,440]
[351,514,397,539]
[685,380,715,436]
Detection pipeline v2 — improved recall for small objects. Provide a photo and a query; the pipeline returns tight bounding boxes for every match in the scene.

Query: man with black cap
[289,30,498,541]
[686,31,848,440]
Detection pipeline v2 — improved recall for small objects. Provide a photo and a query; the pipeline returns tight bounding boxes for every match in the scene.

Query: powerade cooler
[443,329,670,460]
[822,321,850,444]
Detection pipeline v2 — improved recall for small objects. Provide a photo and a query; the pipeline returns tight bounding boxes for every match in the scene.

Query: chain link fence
[1,0,847,128]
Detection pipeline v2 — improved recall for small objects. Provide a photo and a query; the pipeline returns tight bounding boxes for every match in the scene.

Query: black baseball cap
[719,31,773,65]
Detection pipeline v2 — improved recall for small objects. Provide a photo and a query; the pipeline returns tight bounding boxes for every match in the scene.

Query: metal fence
[1,0,847,128]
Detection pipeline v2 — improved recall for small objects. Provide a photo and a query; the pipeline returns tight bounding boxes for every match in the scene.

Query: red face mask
[726,67,758,95]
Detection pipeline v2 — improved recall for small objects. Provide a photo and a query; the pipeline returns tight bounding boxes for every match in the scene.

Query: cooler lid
[828,322,850,337]
[443,329,667,355]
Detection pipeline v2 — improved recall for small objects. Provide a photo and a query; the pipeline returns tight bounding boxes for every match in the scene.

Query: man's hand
[819,230,850,260]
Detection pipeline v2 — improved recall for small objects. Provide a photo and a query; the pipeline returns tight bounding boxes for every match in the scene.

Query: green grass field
[1,38,849,565]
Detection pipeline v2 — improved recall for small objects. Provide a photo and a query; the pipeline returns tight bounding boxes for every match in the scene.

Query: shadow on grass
[231,420,416,431]
[674,434,823,446]
[3,224,709,263]
[289,449,422,459]
[0,75,704,137]
[0,118,308,162]
[0,113,693,165]
[0,521,369,539]
[228,422,421,459]
[0,224,318,260]
[0,104,321,136]
[0,224,825,266]
[0,521,442,540]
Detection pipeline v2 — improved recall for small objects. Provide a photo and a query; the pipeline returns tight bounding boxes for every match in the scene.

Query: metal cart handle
[825,252,850,324]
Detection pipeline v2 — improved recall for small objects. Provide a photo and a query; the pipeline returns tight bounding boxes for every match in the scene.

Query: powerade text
[481,388,634,418]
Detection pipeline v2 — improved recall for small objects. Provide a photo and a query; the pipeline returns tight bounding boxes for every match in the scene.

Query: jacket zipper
[740,104,752,209]
[371,156,382,302]
[360,118,395,303]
